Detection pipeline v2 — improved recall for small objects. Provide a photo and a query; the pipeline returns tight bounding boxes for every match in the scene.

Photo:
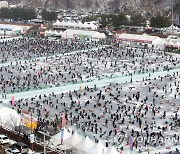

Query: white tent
[53,30,62,36]
[0,105,21,129]
[51,128,72,144]
[92,32,106,40]
[175,41,180,48]
[64,131,84,147]
[61,29,106,41]
[105,146,119,154]
[53,20,61,26]
[45,30,54,37]
[166,39,176,46]
[87,140,108,154]
[75,136,95,153]
[53,20,98,30]
[166,25,180,34]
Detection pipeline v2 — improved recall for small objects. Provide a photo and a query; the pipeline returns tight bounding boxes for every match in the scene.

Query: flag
[129,135,133,151]
[62,113,66,127]
[11,96,15,107]
[61,128,64,144]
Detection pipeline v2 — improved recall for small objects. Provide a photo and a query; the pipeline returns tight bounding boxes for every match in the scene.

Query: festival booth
[44,30,63,37]
[0,105,21,130]
[51,128,72,144]
[105,146,119,154]
[87,140,108,154]
[44,30,54,37]
[116,33,165,50]
[165,35,180,51]
[74,136,95,154]
[64,131,84,147]
[166,25,180,34]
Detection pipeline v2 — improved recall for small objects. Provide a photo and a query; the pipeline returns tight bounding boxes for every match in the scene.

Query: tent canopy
[105,146,119,154]
[117,33,159,43]
[0,105,21,129]
[53,20,98,30]
[64,131,84,147]
[76,136,95,152]
[62,29,106,40]
[51,128,72,144]
[87,140,108,154]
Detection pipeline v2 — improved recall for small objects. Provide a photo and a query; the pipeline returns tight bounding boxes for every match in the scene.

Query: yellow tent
[22,118,37,130]
[26,122,37,130]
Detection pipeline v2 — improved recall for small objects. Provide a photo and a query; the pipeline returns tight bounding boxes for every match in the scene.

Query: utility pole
[171,0,174,34]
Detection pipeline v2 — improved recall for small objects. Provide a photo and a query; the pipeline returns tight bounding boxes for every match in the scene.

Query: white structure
[44,30,62,37]
[0,105,21,129]
[51,128,72,145]
[62,29,106,42]
[75,136,95,154]
[116,33,166,50]
[87,140,108,154]
[0,24,24,36]
[64,131,84,147]
[165,35,180,49]
[53,20,98,30]
[166,25,180,34]
[0,1,8,8]
[105,146,119,154]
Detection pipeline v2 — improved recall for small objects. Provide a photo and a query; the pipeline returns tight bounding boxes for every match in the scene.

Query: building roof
[0,24,23,31]
[62,29,106,39]
[117,33,159,43]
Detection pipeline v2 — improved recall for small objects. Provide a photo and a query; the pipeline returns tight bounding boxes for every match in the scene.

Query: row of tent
[53,20,98,30]
[50,128,120,154]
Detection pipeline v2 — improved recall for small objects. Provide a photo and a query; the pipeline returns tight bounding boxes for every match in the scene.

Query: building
[116,33,166,50]
[0,24,24,36]
[0,1,8,8]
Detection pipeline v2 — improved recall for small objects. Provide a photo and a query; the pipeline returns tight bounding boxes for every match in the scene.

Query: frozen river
[1,66,179,104]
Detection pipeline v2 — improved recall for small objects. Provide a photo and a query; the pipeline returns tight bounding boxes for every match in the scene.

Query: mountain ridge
[7,0,180,17]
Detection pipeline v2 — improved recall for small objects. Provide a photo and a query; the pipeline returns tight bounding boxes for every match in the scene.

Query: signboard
[30,134,35,143]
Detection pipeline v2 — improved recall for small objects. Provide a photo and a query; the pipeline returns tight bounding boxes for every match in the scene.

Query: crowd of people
[0,38,179,153]
[13,71,180,153]
[0,38,96,63]
[0,39,180,95]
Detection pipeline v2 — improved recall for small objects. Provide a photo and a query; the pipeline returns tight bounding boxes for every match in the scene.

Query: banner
[61,128,64,144]
[11,96,15,107]
[62,113,66,127]
[129,135,133,151]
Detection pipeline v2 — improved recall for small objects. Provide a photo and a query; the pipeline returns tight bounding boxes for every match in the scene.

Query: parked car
[0,134,10,144]
[4,148,21,154]
[10,142,29,154]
